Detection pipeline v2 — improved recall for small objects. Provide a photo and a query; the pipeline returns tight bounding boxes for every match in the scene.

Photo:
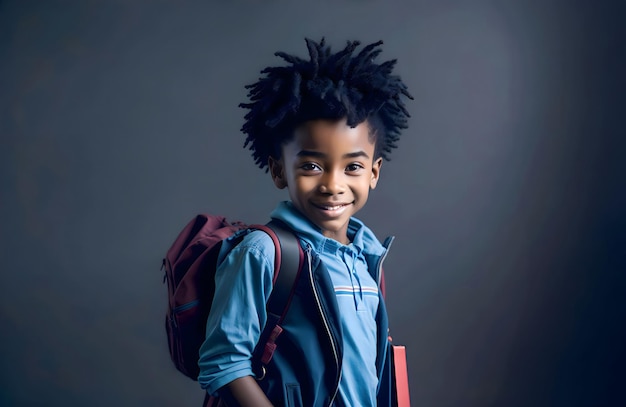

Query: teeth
[322,205,344,210]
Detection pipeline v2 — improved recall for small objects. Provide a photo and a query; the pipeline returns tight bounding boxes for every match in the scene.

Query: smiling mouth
[312,202,352,211]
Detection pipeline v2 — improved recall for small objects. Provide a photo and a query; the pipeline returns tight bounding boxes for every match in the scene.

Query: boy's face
[269,118,382,244]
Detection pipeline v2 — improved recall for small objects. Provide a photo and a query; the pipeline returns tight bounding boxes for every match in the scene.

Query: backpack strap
[246,219,304,374]
[203,220,303,407]
[264,219,303,322]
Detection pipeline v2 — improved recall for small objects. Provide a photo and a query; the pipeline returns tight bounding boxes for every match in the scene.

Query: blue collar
[270,201,385,257]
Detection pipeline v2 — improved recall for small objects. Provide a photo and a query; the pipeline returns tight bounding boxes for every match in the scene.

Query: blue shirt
[198,201,386,406]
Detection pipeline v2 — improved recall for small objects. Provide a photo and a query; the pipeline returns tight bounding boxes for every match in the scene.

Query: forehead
[286,119,375,154]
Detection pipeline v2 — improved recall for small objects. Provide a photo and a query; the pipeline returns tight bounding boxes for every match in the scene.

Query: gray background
[1,0,624,406]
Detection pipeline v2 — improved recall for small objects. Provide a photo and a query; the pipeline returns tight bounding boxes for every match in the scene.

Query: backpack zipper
[306,246,341,406]
[174,299,199,313]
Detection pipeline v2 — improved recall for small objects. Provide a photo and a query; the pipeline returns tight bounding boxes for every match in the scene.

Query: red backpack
[162,214,303,380]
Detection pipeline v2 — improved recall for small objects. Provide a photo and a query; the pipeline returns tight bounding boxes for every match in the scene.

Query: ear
[370,157,383,189]
[268,156,288,189]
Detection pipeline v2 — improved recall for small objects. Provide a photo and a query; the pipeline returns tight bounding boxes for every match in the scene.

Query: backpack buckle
[255,365,267,381]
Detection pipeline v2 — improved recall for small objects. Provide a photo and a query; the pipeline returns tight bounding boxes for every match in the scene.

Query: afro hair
[240,38,413,170]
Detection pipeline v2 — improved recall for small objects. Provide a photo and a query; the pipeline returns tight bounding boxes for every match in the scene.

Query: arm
[198,231,276,397]
[218,376,274,407]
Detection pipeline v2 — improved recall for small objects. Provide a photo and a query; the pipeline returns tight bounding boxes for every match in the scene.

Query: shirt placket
[341,248,363,311]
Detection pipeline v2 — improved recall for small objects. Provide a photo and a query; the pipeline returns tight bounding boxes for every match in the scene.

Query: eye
[346,163,364,173]
[300,162,322,172]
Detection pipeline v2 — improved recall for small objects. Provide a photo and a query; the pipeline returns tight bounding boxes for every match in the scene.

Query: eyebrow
[296,150,370,159]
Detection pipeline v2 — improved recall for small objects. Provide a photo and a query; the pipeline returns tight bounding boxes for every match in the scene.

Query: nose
[318,170,345,195]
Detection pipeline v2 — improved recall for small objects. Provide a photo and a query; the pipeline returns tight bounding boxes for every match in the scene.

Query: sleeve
[197,230,276,395]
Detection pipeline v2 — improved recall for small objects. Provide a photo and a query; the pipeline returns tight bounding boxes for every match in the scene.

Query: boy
[198,38,412,406]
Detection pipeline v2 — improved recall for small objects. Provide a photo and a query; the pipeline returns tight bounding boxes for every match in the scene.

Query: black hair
[240,38,413,170]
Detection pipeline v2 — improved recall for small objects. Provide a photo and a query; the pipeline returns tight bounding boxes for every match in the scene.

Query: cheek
[295,177,318,192]
[360,179,374,194]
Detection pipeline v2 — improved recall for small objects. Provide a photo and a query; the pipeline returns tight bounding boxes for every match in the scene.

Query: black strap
[265,219,302,321]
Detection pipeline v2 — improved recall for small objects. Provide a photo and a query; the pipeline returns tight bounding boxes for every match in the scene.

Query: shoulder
[219,228,277,266]
[238,228,277,251]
